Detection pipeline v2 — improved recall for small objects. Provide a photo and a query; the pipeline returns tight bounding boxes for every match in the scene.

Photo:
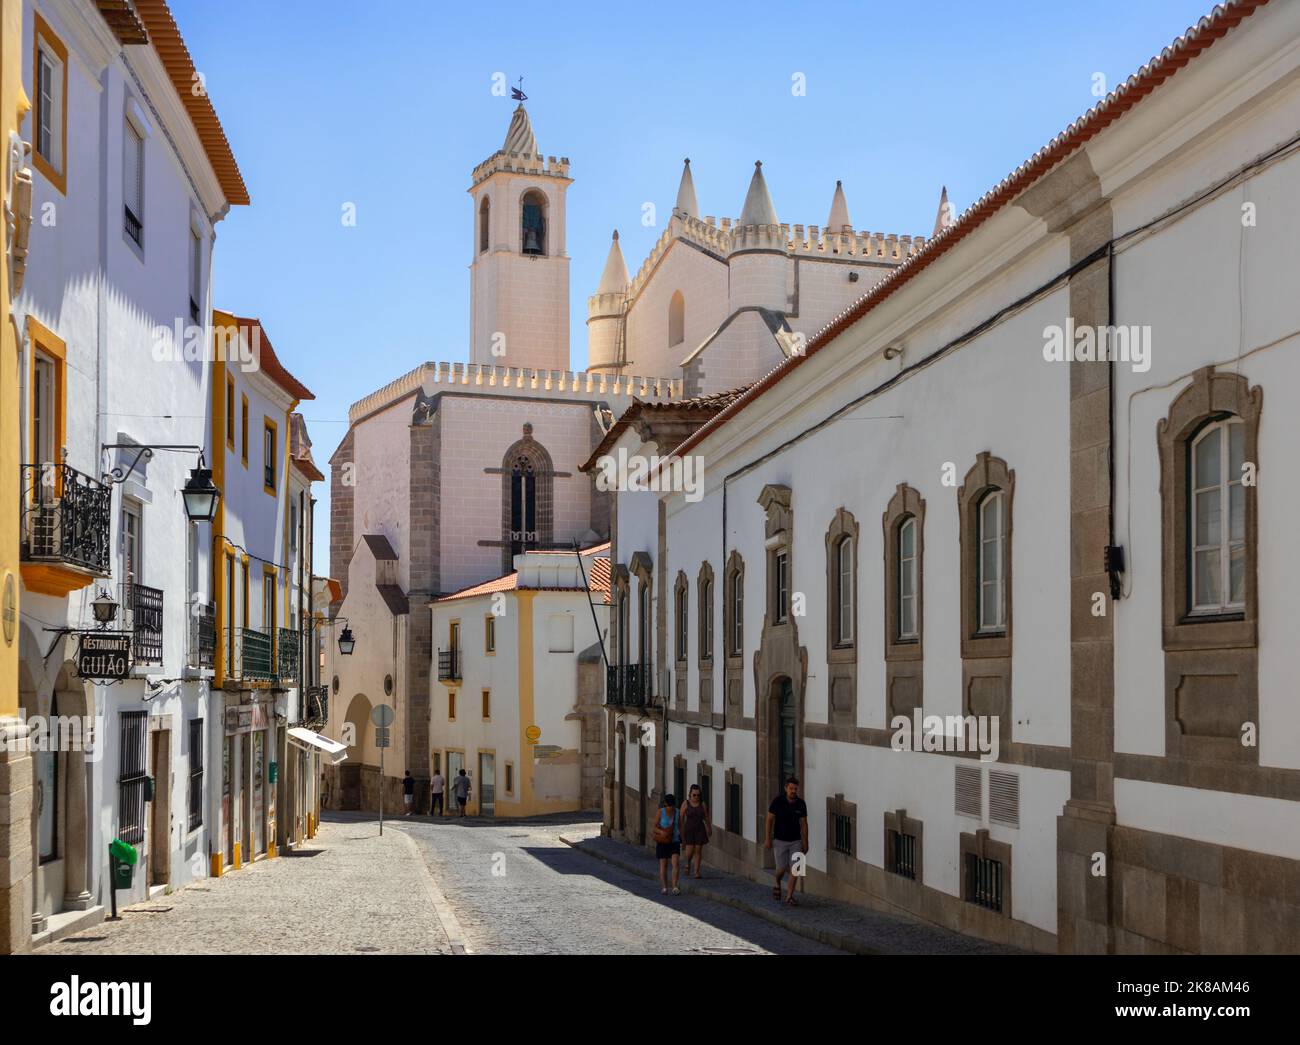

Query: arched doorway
[24,656,93,935]
[340,693,374,810]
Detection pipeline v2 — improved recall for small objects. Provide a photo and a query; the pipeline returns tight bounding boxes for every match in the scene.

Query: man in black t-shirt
[764,776,809,905]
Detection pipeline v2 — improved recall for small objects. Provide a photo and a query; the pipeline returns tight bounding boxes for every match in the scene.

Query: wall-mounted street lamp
[90,588,119,628]
[102,444,221,523]
[337,623,356,656]
[180,461,220,523]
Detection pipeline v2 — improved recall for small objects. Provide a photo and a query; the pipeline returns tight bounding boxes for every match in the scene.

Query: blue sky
[169,0,1215,577]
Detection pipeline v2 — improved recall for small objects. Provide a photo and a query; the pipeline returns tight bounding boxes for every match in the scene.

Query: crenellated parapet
[348,361,683,424]
[471,150,572,187]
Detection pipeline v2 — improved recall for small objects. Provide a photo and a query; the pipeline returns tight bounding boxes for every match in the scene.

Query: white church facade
[591,0,1300,954]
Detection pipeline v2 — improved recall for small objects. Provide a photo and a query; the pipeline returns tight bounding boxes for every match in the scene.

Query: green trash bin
[111,859,134,889]
[109,837,138,866]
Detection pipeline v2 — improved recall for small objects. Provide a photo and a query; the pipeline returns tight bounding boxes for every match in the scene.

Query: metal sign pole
[379,744,384,836]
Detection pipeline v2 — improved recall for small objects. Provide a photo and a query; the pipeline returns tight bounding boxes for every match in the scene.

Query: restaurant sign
[77,633,132,681]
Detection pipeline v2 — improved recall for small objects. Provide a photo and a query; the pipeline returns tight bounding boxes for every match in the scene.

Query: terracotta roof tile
[437,556,612,604]
[133,1,249,206]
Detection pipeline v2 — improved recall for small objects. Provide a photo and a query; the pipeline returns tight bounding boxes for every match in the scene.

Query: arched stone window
[824,508,859,726]
[669,290,685,348]
[698,560,716,716]
[478,196,490,253]
[723,549,745,727]
[883,484,925,721]
[520,188,547,256]
[1157,366,1262,764]
[498,426,554,572]
[674,571,689,664]
[957,453,1013,747]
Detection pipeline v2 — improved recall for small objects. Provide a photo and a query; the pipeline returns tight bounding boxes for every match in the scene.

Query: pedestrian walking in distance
[654,793,682,895]
[402,770,415,815]
[453,768,471,816]
[430,768,445,817]
[763,776,808,906]
[680,783,711,879]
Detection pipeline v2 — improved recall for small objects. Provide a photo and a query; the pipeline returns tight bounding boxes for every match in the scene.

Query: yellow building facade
[0,0,33,955]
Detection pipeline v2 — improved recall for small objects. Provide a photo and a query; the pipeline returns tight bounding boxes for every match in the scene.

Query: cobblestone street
[43,812,844,955]
[43,817,453,956]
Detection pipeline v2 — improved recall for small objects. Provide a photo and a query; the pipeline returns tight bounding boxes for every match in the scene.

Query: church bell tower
[468,104,572,370]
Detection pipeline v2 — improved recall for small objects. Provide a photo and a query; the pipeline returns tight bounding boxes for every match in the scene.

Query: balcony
[606,663,653,707]
[277,628,300,684]
[437,648,461,682]
[126,582,164,665]
[19,462,112,595]
[189,602,216,670]
[240,628,274,682]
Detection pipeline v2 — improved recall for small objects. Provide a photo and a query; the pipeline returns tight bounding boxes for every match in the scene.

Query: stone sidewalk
[42,817,455,955]
[559,826,1021,955]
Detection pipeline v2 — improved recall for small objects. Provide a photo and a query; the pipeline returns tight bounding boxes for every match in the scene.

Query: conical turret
[503,103,537,156]
[675,158,699,218]
[932,186,955,238]
[826,180,851,231]
[738,161,778,226]
[596,230,629,295]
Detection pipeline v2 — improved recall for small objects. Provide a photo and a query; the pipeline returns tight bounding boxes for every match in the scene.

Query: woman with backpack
[654,793,682,895]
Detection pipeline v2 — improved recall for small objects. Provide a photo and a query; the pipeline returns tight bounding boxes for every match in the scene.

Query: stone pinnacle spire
[932,185,955,238]
[502,103,537,156]
[738,160,778,226]
[596,230,629,295]
[675,158,699,218]
[826,179,851,230]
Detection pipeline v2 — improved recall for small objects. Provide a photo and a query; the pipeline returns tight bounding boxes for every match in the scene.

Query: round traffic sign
[371,704,395,727]
[525,725,541,744]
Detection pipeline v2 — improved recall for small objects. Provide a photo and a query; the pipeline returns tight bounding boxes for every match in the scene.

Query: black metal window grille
[604,663,651,707]
[726,782,741,834]
[277,627,300,682]
[241,627,273,680]
[188,718,203,830]
[889,830,917,880]
[965,853,1003,912]
[438,647,461,681]
[129,582,164,664]
[118,711,148,845]
[191,602,216,669]
[833,813,853,856]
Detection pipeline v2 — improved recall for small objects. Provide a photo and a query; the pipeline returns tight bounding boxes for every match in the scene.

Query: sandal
[785,895,798,906]
[661,887,668,895]
[772,886,781,900]
[672,887,681,896]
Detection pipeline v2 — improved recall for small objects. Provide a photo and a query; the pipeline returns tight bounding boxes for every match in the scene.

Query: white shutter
[124,121,143,220]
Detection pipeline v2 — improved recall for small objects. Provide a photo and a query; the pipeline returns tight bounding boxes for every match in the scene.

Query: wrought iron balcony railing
[240,628,274,681]
[437,647,461,682]
[19,462,112,575]
[277,627,300,684]
[606,663,653,707]
[189,602,216,670]
[126,582,164,665]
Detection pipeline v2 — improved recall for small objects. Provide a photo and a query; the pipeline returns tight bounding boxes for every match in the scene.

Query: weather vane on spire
[511,77,528,102]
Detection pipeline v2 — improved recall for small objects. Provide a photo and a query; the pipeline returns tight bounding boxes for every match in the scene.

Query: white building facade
[13,0,247,943]
[596,0,1300,954]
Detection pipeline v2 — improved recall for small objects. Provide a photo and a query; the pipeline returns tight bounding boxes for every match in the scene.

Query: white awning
[287,727,349,765]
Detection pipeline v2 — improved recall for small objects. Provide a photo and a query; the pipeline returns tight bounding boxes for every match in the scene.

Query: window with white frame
[836,536,853,644]
[729,569,743,655]
[772,550,789,624]
[124,118,144,245]
[898,516,918,641]
[977,491,1006,632]
[1190,417,1245,614]
[34,29,65,181]
[32,352,57,466]
[189,226,202,322]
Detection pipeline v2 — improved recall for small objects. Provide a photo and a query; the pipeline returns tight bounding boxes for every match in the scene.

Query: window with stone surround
[478,195,490,252]
[724,768,743,835]
[725,553,744,657]
[520,188,547,255]
[698,564,714,661]
[1157,367,1262,765]
[883,809,923,881]
[958,454,1013,653]
[960,829,1011,916]
[498,426,555,572]
[826,793,856,858]
[674,571,688,663]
